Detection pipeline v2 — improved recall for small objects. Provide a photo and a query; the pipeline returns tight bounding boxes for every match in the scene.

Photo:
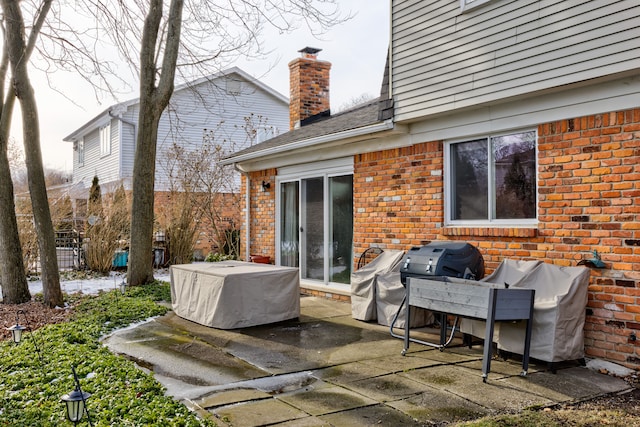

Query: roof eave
[220,119,403,166]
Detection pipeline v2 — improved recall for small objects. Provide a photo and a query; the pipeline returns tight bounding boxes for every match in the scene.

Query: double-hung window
[78,139,85,166]
[100,124,111,157]
[445,130,537,225]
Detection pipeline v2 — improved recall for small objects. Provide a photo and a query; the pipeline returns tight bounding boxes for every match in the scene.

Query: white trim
[278,157,353,180]
[444,129,538,227]
[408,74,640,143]
[301,280,351,296]
[275,158,354,289]
[459,0,492,13]
[222,120,395,165]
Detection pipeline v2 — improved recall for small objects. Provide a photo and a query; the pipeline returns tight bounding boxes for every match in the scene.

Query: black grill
[399,241,484,285]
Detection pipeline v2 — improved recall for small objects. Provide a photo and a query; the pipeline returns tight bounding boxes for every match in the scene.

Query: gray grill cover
[460,259,590,363]
[350,250,405,321]
[170,261,300,329]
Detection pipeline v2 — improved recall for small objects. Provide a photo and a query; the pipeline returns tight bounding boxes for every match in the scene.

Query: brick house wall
[352,107,640,368]
[243,169,277,262]
[242,107,639,368]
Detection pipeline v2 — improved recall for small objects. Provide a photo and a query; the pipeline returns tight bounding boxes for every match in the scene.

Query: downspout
[234,163,251,262]
[109,110,137,184]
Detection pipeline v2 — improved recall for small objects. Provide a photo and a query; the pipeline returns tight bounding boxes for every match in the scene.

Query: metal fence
[55,229,85,271]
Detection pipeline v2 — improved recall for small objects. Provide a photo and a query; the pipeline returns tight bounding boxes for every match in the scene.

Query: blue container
[113,250,128,268]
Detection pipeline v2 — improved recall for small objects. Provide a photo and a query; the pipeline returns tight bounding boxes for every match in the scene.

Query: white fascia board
[62,100,133,142]
[221,120,399,167]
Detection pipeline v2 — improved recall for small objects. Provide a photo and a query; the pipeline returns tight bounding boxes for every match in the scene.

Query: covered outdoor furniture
[460,259,590,364]
[376,271,434,328]
[350,250,405,321]
[170,261,300,329]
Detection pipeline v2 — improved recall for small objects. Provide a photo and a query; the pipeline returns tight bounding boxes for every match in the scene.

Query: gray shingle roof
[223,97,385,160]
[224,50,393,162]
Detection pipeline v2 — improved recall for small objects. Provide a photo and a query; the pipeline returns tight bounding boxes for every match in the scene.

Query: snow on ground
[26,269,171,296]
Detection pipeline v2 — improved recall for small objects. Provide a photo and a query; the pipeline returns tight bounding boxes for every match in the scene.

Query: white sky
[17,1,390,173]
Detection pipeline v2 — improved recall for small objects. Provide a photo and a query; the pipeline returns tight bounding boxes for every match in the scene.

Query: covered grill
[399,241,485,285]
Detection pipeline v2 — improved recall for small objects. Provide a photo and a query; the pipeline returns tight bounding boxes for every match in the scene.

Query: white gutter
[234,164,251,262]
[220,119,395,165]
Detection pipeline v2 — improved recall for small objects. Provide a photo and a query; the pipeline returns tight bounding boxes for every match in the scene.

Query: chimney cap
[298,47,322,58]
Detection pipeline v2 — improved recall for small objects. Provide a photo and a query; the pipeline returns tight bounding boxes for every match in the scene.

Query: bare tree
[108,0,346,286]
[126,0,184,286]
[0,1,136,304]
[0,0,56,305]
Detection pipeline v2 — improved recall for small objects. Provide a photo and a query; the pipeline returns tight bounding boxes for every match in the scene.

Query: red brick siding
[351,108,640,368]
[288,57,331,130]
[538,109,640,367]
[243,169,277,262]
[244,108,640,368]
[154,191,240,257]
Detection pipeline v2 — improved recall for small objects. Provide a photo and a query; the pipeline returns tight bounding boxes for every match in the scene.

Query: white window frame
[459,0,492,13]
[255,126,279,144]
[78,138,85,166]
[100,124,111,157]
[444,130,538,227]
[276,157,354,291]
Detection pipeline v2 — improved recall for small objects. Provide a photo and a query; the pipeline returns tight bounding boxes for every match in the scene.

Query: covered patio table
[170,261,300,329]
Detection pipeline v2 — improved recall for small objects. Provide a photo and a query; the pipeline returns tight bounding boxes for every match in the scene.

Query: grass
[0,282,215,426]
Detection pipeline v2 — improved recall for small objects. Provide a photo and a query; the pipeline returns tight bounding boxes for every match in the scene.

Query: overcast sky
[20,1,390,172]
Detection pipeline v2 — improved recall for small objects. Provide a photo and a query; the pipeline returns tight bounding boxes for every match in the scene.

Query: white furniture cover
[350,250,405,321]
[461,259,590,363]
[170,261,300,329]
[376,271,434,328]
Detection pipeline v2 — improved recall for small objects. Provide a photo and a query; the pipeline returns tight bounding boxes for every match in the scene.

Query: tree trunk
[2,0,62,307]
[0,133,30,304]
[0,19,30,304]
[128,0,184,286]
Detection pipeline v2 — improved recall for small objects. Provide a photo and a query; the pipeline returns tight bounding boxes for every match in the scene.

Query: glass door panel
[329,175,353,284]
[279,181,299,267]
[301,177,324,280]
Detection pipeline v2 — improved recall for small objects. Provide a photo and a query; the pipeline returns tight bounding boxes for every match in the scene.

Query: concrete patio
[103,296,632,426]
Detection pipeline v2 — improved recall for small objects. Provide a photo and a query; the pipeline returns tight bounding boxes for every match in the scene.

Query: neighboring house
[63,67,289,255]
[221,1,640,370]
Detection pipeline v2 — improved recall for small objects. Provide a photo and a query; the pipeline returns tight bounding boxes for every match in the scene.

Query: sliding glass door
[278,172,353,286]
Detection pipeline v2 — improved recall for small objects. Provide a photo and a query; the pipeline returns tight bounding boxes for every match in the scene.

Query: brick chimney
[288,47,331,130]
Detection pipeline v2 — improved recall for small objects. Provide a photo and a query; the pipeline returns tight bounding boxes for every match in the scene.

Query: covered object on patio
[170,261,300,329]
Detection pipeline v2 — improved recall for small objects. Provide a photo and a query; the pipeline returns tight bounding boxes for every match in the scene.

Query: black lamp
[5,310,43,363]
[6,321,26,344]
[261,180,271,191]
[61,366,92,426]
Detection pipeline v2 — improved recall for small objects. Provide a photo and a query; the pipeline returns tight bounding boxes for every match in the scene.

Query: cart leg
[403,286,411,356]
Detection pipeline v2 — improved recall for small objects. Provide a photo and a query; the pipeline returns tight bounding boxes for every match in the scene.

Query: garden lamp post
[5,310,43,363]
[61,366,92,426]
[6,320,26,344]
[119,277,127,295]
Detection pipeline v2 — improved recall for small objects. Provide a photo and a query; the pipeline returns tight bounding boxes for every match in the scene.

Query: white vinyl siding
[153,75,288,192]
[391,0,640,122]
[72,119,120,193]
[69,71,288,197]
